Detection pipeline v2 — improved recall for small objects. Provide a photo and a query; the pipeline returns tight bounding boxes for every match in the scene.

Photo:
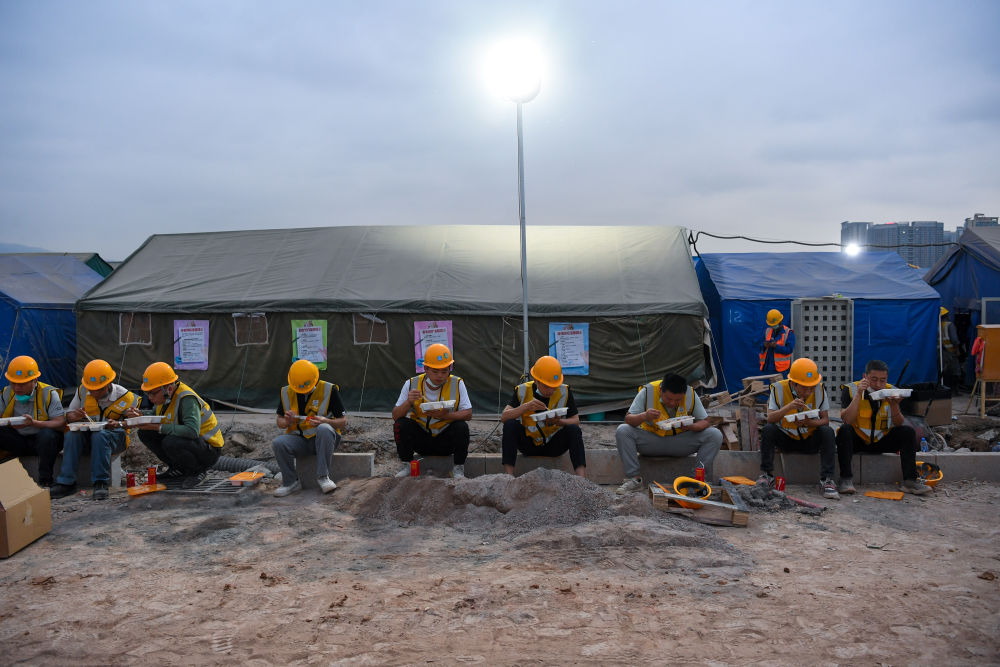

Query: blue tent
[924,226,1000,318]
[695,252,940,393]
[0,255,104,389]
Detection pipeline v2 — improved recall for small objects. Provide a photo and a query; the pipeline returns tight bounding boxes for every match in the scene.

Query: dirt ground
[2,416,999,665]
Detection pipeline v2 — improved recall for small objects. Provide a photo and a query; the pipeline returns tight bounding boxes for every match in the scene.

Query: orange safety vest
[760,326,792,372]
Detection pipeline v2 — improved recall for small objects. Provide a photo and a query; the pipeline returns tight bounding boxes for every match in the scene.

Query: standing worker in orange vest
[759,309,795,375]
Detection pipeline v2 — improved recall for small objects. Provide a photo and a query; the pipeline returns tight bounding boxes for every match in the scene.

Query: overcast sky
[1,0,998,261]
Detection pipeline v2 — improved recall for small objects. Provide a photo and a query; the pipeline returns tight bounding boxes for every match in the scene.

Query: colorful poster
[549,322,590,376]
[174,320,209,370]
[292,320,328,370]
[413,321,453,372]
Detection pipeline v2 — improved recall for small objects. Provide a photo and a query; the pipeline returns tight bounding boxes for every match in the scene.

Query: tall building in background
[909,221,945,268]
[840,221,870,246]
[965,213,999,229]
[841,215,996,267]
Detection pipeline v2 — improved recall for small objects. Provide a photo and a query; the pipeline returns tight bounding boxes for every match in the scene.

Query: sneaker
[48,483,77,499]
[93,481,109,500]
[756,473,774,489]
[395,464,412,478]
[901,478,932,496]
[452,465,465,479]
[160,468,186,480]
[316,476,337,494]
[821,478,840,500]
[838,478,856,495]
[615,477,644,495]
[181,470,208,489]
[274,480,302,497]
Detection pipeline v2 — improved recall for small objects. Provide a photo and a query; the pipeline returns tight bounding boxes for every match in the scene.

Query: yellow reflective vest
[637,381,696,437]
[771,379,826,440]
[1,382,62,421]
[516,381,569,447]
[407,374,462,437]
[70,383,141,447]
[280,381,339,438]
[845,381,894,444]
[155,381,223,448]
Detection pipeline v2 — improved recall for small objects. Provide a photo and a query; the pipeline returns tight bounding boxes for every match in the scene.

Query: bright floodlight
[483,37,544,103]
[844,243,862,256]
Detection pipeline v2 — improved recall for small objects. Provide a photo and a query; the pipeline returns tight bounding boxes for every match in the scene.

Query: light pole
[484,38,543,376]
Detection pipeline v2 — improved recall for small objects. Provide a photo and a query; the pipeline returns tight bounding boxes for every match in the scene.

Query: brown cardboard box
[0,459,52,558]
[905,399,952,427]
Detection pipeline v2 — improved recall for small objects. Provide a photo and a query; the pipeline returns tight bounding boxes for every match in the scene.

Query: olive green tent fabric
[76,225,710,411]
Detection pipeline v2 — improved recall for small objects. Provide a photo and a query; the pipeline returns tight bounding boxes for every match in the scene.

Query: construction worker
[125,362,223,489]
[392,343,472,478]
[614,372,723,494]
[501,356,586,478]
[272,360,346,497]
[759,309,795,375]
[0,355,66,486]
[49,360,140,500]
[836,360,932,495]
[758,357,839,499]
[939,307,962,391]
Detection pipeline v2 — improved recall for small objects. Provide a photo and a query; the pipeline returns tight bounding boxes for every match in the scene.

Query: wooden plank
[720,423,740,450]
[648,483,749,527]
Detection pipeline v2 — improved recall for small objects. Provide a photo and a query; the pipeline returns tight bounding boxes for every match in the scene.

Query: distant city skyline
[840,212,998,268]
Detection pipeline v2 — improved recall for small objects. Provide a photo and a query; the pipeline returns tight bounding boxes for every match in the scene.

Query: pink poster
[413,320,453,372]
[173,320,209,370]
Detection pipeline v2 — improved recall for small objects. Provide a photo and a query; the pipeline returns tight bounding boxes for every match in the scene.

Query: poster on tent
[173,320,209,370]
[549,322,589,376]
[413,321,453,372]
[291,320,328,370]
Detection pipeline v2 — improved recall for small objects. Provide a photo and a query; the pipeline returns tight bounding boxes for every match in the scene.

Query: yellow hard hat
[915,461,943,488]
[940,306,948,317]
[530,355,564,388]
[673,476,712,509]
[766,309,784,326]
[141,362,178,391]
[82,359,115,391]
[288,359,320,394]
[788,358,822,386]
[423,343,454,369]
[5,355,40,382]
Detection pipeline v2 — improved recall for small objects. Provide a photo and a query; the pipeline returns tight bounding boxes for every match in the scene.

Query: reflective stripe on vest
[155,381,223,447]
[846,381,893,444]
[1,383,62,420]
[637,381,695,437]
[772,379,825,440]
[759,326,792,372]
[75,384,140,447]
[516,381,568,447]
[941,321,958,353]
[280,381,338,438]
[408,374,461,436]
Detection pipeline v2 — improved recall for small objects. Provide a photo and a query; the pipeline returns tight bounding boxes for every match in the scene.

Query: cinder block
[412,455,454,477]
[295,452,374,488]
[933,453,1000,482]
[713,451,761,480]
[579,450,625,484]
[858,453,904,484]
[18,454,123,488]
[637,455,702,486]
[771,453,825,483]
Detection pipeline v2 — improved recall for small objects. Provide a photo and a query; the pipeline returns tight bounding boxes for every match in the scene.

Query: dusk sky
[2,0,998,261]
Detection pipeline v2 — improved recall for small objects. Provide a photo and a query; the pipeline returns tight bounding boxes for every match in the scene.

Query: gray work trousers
[271,423,341,484]
[615,423,723,479]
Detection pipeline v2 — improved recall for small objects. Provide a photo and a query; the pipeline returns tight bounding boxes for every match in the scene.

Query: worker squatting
[0,343,932,500]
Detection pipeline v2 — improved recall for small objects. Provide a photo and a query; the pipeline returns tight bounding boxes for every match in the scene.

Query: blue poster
[548,322,589,376]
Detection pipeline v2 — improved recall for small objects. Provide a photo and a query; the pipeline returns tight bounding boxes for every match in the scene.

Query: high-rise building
[848,221,949,268]
[840,221,870,247]
[965,213,998,229]
[909,221,945,268]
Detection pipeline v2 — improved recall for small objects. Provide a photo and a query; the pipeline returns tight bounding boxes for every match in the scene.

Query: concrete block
[858,453,904,484]
[712,451,761,480]
[18,454,123,488]
[770,452,825,483]
[514,453,574,476]
[636,455,702,486]
[579,450,625,484]
[294,452,374,489]
[412,456,454,477]
[933,452,1000,482]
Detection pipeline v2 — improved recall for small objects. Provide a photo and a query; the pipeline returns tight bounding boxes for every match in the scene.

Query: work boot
[395,464,412,478]
[452,465,465,479]
[48,483,77,499]
[756,472,774,489]
[273,480,302,497]
[92,481,109,500]
[316,476,337,494]
[615,477,643,495]
[821,478,840,500]
[901,478,932,495]
[838,478,856,495]
[181,470,208,489]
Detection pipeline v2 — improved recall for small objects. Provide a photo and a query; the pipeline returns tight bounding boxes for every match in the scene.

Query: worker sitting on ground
[272,359,346,497]
[392,343,472,478]
[0,355,66,486]
[759,309,795,376]
[836,360,932,496]
[501,355,586,478]
[126,362,223,489]
[758,357,839,499]
[50,360,140,501]
[614,372,723,494]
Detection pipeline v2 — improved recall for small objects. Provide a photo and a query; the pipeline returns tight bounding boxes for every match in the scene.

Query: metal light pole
[516,101,530,376]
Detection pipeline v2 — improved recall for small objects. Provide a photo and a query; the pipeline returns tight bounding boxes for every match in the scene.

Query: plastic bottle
[920,437,930,453]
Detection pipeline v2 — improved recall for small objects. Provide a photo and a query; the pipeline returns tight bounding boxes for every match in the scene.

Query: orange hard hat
[141,362,178,391]
[530,356,564,388]
[788,358,822,387]
[5,355,40,382]
[82,359,115,391]
[423,343,454,369]
[288,359,320,394]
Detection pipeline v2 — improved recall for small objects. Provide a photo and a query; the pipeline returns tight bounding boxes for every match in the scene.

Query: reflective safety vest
[280,381,339,438]
[70,384,141,447]
[1,382,63,421]
[155,381,223,447]
[408,374,462,437]
[941,321,958,353]
[516,381,569,447]
[760,326,792,372]
[846,381,894,444]
[771,379,825,440]
[637,381,696,437]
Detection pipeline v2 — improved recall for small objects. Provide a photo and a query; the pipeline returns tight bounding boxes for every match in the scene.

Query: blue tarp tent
[0,255,104,389]
[924,226,1000,319]
[695,252,941,393]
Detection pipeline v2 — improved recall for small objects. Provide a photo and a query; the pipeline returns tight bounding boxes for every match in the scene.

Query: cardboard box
[904,399,952,427]
[0,459,52,558]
